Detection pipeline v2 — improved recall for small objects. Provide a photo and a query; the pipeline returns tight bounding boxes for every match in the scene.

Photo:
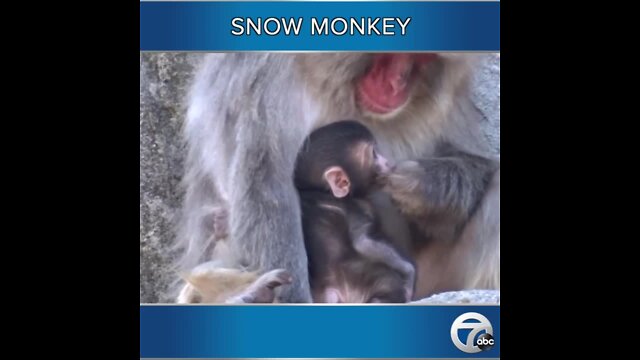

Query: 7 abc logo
[450,312,495,353]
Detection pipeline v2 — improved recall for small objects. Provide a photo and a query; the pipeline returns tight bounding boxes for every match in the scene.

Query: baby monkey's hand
[381,160,429,217]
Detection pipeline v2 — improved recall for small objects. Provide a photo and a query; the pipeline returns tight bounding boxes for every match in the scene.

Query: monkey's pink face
[319,285,407,304]
[321,287,370,303]
[356,54,437,118]
[313,266,410,304]
[298,53,472,123]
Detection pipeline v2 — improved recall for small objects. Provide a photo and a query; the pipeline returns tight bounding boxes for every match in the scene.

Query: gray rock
[139,53,501,303]
[412,290,500,304]
[472,54,501,156]
[140,53,202,303]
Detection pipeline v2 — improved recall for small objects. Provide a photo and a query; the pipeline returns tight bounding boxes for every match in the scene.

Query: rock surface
[472,54,501,156]
[140,53,203,303]
[412,290,500,304]
[139,53,500,303]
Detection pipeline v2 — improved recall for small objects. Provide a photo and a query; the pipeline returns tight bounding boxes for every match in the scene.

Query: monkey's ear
[323,166,350,198]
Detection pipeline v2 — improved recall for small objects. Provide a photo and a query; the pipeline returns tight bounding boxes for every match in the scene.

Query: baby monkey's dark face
[349,139,392,193]
[294,120,393,198]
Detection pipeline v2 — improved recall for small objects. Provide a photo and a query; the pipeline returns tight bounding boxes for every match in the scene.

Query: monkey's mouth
[356,54,436,115]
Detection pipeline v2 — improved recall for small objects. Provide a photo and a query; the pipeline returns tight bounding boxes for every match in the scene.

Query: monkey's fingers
[383,162,426,200]
[374,171,392,187]
[258,269,293,290]
[236,269,293,303]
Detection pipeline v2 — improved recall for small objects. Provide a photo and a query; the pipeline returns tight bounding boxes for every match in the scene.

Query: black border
[31,0,590,358]
[36,2,142,358]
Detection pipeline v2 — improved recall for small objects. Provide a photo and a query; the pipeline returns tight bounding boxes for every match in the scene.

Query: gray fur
[173,53,500,302]
[385,142,498,244]
[175,54,313,301]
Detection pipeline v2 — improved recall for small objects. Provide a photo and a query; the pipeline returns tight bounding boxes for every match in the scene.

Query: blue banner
[140,1,500,51]
[140,305,500,358]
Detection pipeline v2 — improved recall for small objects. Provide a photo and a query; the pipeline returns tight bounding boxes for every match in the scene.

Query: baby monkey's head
[294,120,391,198]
